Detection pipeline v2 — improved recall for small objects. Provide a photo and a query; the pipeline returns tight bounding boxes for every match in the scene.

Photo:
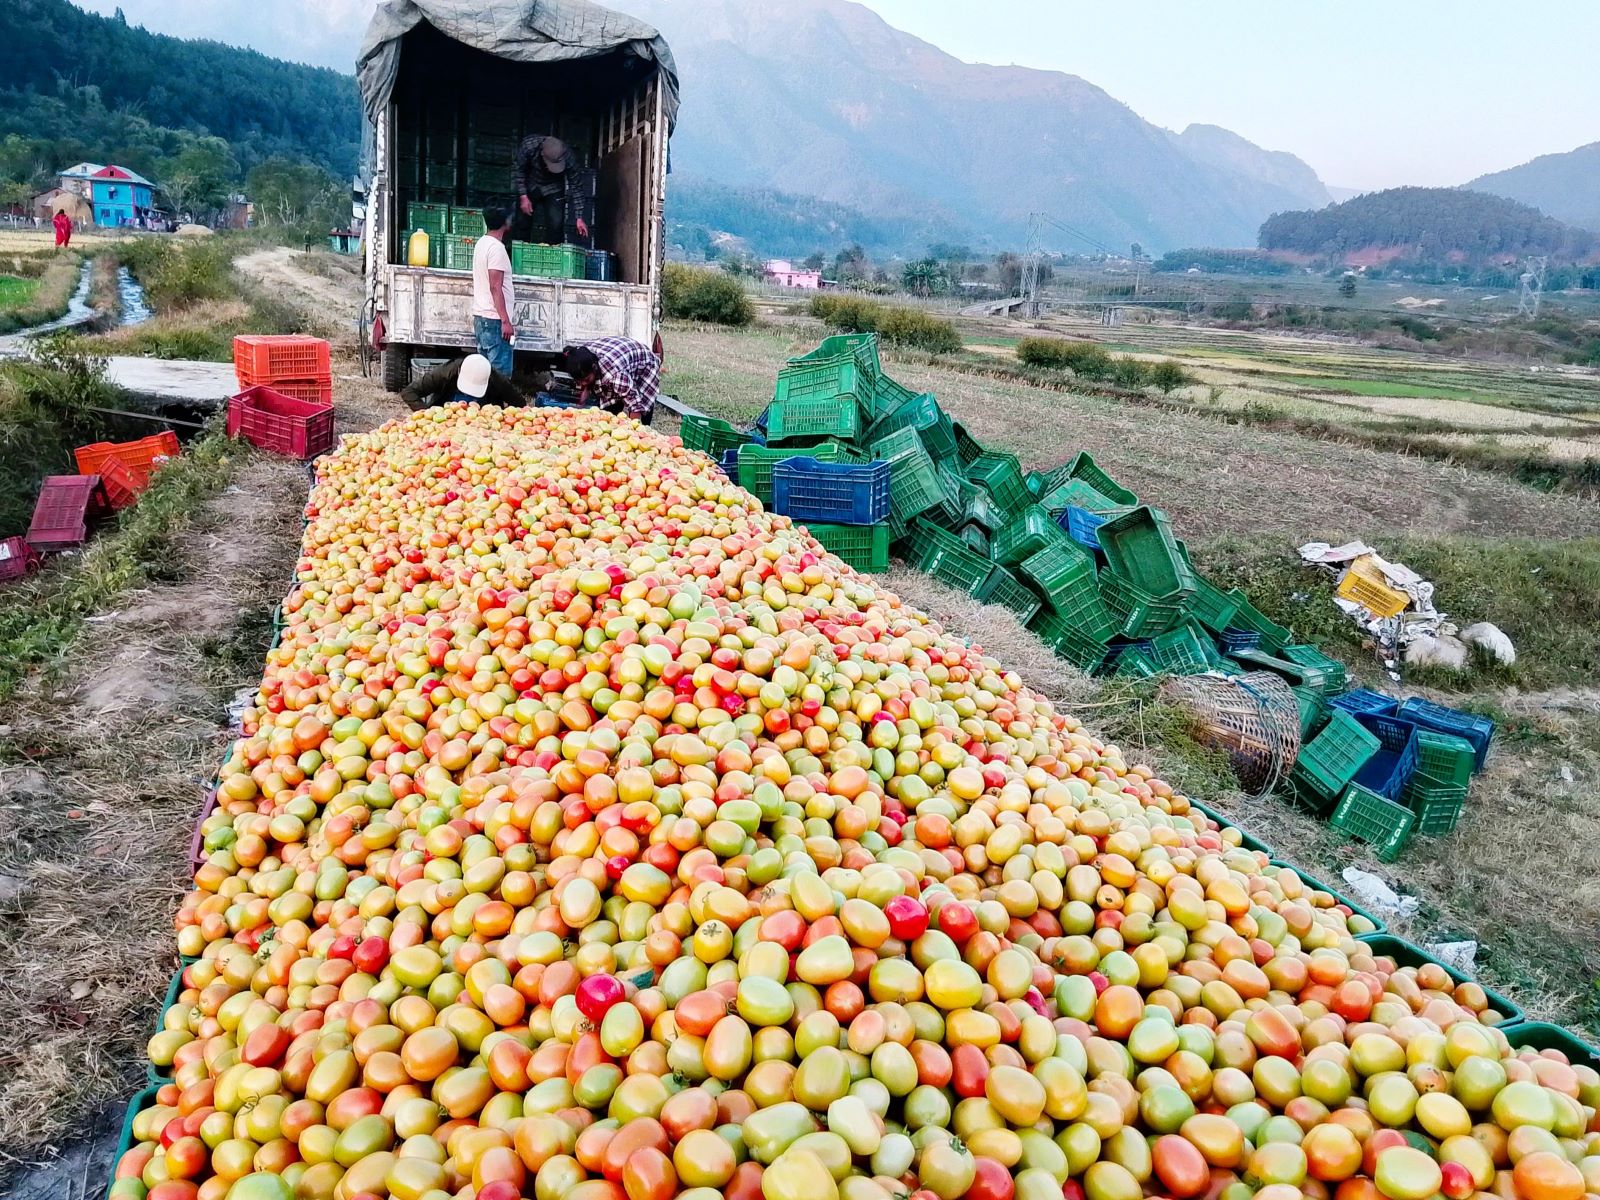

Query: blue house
[89,165,156,227]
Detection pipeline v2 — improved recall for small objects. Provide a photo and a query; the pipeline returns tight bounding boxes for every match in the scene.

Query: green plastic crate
[796,333,882,384]
[447,206,486,236]
[1292,710,1381,805]
[959,523,991,556]
[808,523,889,572]
[438,234,478,271]
[992,506,1071,567]
[1292,685,1330,739]
[952,421,986,466]
[512,242,587,278]
[966,450,1032,516]
[406,201,450,237]
[1039,476,1128,517]
[873,427,949,521]
[1146,623,1222,676]
[768,392,861,444]
[1025,470,1049,498]
[1027,609,1110,672]
[1042,451,1139,506]
[1189,576,1243,634]
[961,482,1007,534]
[903,517,966,564]
[1281,644,1349,696]
[1224,592,1293,653]
[868,392,958,461]
[1324,780,1414,864]
[974,565,1043,625]
[681,414,753,457]
[1414,730,1475,788]
[737,442,853,506]
[1403,776,1467,836]
[1231,646,1338,696]
[1357,935,1521,1025]
[774,358,871,416]
[1112,648,1159,679]
[871,374,917,420]
[1096,506,1195,599]
[1018,539,1093,599]
[924,540,993,594]
[1100,572,1190,638]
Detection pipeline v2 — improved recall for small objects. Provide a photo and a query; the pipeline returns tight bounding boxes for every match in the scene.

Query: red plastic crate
[27,475,109,550]
[233,335,331,384]
[252,377,334,405]
[227,386,335,459]
[75,431,180,488]
[98,457,143,510]
[0,535,39,582]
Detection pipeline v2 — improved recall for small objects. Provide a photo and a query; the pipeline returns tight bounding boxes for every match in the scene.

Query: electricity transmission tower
[1020,213,1045,317]
[1516,256,1548,318]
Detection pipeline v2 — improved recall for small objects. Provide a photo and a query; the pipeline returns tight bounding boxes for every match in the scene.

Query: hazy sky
[75,0,1600,190]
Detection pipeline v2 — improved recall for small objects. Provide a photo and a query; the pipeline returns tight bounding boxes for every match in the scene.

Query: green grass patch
[0,275,40,310]
[1194,534,1600,692]
[0,427,236,703]
[1287,375,1478,401]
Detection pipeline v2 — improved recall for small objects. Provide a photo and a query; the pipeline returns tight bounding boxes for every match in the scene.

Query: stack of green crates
[1403,730,1474,834]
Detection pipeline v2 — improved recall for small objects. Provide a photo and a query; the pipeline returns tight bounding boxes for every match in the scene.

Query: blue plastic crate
[1352,713,1421,801]
[719,448,740,478]
[1058,505,1110,551]
[1328,688,1399,719]
[1395,697,1494,772]
[772,458,891,525]
[1219,628,1262,654]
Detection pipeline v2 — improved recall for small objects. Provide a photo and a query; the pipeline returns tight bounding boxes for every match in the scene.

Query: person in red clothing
[52,209,72,250]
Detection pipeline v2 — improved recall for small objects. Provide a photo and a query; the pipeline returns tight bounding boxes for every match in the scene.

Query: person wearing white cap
[399,353,522,412]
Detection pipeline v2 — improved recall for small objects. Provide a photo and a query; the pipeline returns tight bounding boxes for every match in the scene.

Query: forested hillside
[1258,187,1596,264]
[0,0,359,203]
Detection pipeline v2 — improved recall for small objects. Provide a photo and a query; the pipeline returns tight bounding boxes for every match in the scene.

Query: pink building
[764,259,823,289]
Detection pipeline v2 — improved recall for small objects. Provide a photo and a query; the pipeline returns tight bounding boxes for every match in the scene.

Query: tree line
[1258,186,1597,264]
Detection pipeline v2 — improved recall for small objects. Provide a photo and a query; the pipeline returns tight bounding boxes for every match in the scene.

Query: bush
[811,294,962,354]
[1111,358,1150,389]
[1148,361,1193,394]
[1016,337,1112,380]
[876,306,962,354]
[662,264,753,326]
[120,238,236,309]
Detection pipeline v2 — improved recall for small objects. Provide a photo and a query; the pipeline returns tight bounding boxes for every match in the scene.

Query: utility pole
[1516,255,1548,318]
[1020,212,1044,317]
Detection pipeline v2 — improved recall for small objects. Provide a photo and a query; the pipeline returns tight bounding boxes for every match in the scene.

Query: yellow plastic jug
[407,229,430,267]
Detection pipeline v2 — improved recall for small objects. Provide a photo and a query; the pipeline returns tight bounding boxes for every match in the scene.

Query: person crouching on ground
[560,336,661,425]
[400,353,521,411]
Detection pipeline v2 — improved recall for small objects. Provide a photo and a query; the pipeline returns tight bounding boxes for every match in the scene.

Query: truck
[357,0,678,391]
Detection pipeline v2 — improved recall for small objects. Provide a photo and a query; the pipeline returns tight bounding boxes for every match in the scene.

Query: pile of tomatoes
[114,406,1599,1200]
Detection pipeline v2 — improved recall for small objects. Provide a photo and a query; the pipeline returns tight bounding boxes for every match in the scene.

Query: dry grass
[0,446,308,1172]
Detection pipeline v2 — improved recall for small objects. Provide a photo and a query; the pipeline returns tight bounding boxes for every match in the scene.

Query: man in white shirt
[471,205,516,377]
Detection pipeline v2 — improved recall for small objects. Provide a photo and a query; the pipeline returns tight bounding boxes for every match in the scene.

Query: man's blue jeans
[474,315,514,377]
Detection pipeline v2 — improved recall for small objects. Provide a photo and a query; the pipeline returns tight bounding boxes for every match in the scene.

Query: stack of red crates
[74,432,181,509]
[233,335,333,404]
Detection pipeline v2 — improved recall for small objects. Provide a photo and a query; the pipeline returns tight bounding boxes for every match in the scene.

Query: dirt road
[236,246,363,334]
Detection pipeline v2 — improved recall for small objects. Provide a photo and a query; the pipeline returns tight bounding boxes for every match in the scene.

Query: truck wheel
[381,346,411,393]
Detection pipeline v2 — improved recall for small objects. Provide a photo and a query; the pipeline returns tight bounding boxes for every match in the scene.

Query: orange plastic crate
[233,335,331,384]
[98,457,142,510]
[252,377,334,405]
[74,432,180,489]
[1336,558,1409,619]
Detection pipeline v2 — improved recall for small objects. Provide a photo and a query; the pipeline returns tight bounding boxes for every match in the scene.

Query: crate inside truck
[358,0,678,390]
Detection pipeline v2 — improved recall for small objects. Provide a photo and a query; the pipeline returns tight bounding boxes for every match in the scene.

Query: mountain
[0,0,359,181]
[1466,142,1600,233]
[667,177,968,260]
[630,0,1329,254]
[1258,186,1597,265]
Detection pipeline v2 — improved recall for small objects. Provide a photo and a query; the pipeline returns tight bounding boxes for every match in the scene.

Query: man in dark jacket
[400,353,523,411]
[512,135,590,245]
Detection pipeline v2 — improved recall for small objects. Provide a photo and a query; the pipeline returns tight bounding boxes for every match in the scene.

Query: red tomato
[967,1157,1014,1200]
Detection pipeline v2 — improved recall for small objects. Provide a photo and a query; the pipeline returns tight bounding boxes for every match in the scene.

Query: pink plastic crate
[227,386,335,460]
[27,475,109,550]
[0,535,39,582]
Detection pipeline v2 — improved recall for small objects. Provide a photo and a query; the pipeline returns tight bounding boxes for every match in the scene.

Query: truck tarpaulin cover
[357,0,680,129]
